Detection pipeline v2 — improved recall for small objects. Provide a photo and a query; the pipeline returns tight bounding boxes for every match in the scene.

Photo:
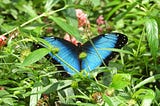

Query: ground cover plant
[0,0,160,106]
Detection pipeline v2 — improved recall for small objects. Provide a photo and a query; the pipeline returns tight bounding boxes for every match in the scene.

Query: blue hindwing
[81,33,128,72]
[44,37,80,75]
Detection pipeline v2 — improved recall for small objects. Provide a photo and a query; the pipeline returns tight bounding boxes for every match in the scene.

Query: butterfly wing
[81,33,128,72]
[44,37,80,75]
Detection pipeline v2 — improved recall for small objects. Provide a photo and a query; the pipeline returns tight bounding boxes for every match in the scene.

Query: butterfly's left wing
[81,33,128,72]
[44,37,80,75]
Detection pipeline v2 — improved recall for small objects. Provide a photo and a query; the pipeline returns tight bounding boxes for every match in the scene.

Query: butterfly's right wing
[81,33,128,72]
[44,37,80,75]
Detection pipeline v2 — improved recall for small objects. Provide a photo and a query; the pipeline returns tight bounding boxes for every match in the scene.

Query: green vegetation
[0,0,160,105]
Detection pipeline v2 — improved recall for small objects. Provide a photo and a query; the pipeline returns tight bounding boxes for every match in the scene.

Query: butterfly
[43,33,128,75]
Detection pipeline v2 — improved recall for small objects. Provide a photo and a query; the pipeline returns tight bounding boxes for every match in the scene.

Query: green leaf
[103,95,114,106]
[0,90,14,105]
[91,0,100,7]
[0,90,9,97]
[63,8,78,28]
[133,74,160,90]
[44,80,72,94]
[110,74,131,89]
[35,37,54,49]
[0,80,18,86]
[133,89,155,106]
[114,2,138,22]
[70,103,98,106]
[21,48,50,66]
[155,87,160,102]
[23,4,39,19]
[2,98,14,105]
[50,16,81,42]
[44,0,60,11]
[66,95,90,101]
[145,18,159,59]
[58,87,75,103]
[10,9,18,19]
[29,86,42,106]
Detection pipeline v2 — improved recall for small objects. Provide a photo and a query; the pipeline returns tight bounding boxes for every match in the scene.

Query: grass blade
[21,48,50,66]
[145,18,159,60]
[133,74,160,90]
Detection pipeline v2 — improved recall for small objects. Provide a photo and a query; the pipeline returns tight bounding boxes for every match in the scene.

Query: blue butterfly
[44,33,128,75]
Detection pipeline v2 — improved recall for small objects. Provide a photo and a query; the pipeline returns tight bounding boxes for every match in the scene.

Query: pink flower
[64,33,79,46]
[64,9,91,44]
[76,9,90,27]
[0,35,7,47]
[96,15,105,25]
[96,15,108,34]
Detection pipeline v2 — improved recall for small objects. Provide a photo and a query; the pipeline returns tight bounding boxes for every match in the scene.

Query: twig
[1,5,68,36]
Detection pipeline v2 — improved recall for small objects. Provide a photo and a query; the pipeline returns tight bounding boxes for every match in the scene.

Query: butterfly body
[44,33,128,75]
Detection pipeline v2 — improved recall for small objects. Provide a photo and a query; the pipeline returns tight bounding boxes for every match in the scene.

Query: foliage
[0,0,160,105]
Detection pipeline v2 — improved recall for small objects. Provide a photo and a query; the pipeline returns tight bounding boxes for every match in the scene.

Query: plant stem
[1,5,68,36]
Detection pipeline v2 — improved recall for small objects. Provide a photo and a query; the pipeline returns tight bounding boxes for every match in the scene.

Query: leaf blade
[110,74,131,89]
[21,48,50,67]
[145,18,159,59]
[50,17,81,42]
